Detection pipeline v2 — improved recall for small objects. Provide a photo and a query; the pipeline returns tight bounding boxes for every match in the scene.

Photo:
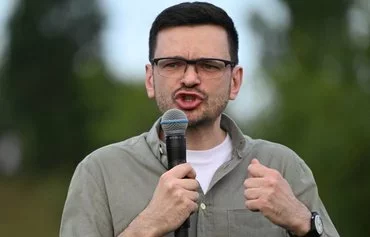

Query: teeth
[183,95,195,101]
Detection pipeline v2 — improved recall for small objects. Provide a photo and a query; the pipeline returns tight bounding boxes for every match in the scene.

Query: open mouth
[183,94,196,101]
[175,91,204,110]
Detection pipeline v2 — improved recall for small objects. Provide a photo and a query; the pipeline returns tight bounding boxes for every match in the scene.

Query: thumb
[251,158,260,164]
[247,158,260,178]
[248,158,259,178]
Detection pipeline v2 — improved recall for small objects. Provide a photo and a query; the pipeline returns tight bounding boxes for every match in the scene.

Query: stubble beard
[154,82,231,129]
[187,96,229,129]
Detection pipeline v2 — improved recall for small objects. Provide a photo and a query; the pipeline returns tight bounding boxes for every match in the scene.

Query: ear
[145,64,155,98]
[229,66,243,100]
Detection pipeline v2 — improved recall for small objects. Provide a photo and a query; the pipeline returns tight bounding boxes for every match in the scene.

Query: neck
[186,116,226,150]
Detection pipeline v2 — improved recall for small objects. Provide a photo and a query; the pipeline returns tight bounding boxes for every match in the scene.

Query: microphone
[160,108,189,237]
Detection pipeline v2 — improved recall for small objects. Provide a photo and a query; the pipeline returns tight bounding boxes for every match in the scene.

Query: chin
[187,114,217,128]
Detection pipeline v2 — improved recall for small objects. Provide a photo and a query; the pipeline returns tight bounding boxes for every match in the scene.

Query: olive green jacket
[60,114,339,237]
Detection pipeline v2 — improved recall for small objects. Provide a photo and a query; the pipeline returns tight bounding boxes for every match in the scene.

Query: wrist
[288,211,324,237]
[288,205,311,236]
[119,211,161,237]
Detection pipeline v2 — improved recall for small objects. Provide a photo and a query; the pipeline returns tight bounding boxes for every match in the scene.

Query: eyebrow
[156,56,229,61]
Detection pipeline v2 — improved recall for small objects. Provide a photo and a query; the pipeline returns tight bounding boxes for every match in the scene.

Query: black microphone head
[160,109,188,136]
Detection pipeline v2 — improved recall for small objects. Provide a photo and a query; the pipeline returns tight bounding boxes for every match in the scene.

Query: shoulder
[92,133,148,158]
[76,132,150,174]
[245,136,298,160]
[244,136,312,178]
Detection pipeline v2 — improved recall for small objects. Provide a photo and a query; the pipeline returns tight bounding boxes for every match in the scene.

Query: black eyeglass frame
[150,57,237,68]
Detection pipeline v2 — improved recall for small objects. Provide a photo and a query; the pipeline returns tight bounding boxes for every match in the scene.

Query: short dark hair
[149,2,239,64]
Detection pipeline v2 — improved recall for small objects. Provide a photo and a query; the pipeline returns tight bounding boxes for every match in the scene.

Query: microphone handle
[166,134,189,237]
[166,134,186,168]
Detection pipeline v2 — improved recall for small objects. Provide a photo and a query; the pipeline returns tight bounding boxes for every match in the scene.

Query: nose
[181,64,200,87]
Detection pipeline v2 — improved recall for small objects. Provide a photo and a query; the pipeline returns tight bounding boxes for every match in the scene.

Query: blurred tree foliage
[0,1,159,235]
[0,0,159,175]
[245,0,370,236]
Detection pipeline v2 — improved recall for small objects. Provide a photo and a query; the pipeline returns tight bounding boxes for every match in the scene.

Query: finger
[244,177,265,188]
[248,160,270,178]
[247,167,252,178]
[172,190,199,215]
[185,164,197,179]
[245,199,261,212]
[244,187,261,200]
[187,198,199,213]
[247,158,259,178]
[251,158,260,164]
[185,190,199,202]
[177,178,200,191]
[168,163,196,179]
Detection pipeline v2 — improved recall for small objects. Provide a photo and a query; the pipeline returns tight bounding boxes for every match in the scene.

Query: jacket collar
[145,113,251,168]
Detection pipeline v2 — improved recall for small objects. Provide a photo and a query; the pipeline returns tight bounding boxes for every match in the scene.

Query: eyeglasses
[150,57,236,79]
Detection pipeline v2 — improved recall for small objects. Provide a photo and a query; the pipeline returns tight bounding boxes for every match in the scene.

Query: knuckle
[267,177,278,187]
[245,189,253,199]
[191,202,198,212]
[185,200,196,212]
[259,199,270,211]
[159,172,167,181]
[244,189,248,198]
[191,179,200,189]
[260,205,268,213]
[184,163,193,171]
[266,188,274,197]
[193,191,200,201]
[173,189,183,199]
[247,164,253,173]
[194,202,199,211]
[160,172,172,183]
[243,179,249,187]
[165,179,177,191]
[245,200,257,211]
[259,197,268,208]
[270,169,281,178]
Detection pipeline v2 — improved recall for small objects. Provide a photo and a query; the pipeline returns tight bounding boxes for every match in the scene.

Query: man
[60,2,339,237]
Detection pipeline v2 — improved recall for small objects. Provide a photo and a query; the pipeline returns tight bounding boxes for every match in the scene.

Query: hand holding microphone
[122,162,198,237]
[159,108,198,237]
[125,109,198,237]
[143,163,199,236]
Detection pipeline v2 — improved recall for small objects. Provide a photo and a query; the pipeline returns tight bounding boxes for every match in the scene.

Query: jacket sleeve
[284,152,340,237]
[60,157,113,237]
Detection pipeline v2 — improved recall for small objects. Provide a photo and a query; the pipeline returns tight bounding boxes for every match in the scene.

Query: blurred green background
[0,0,369,236]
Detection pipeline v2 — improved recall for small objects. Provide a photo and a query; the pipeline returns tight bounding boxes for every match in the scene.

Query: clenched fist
[244,159,311,236]
[120,163,199,237]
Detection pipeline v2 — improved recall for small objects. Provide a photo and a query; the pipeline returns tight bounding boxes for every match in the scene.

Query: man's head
[149,2,239,65]
[145,2,243,127]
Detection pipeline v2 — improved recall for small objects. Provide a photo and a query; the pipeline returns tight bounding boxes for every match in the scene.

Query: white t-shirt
[187,134,232,194]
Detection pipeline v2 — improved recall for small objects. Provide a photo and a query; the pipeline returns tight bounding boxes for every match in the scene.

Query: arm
[60,159,113,237]
[61,160,199,237]
[244,158,339,237]
[117,212,160,237]
[284,156,339,237]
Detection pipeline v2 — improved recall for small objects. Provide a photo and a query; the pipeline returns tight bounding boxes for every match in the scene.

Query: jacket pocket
[227,209,286,237]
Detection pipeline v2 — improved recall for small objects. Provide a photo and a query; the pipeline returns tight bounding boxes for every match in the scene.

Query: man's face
[145,25,242,127]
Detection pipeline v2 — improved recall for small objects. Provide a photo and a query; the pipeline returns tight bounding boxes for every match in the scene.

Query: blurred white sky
[0,0,290,120]
[99,0,289,79]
